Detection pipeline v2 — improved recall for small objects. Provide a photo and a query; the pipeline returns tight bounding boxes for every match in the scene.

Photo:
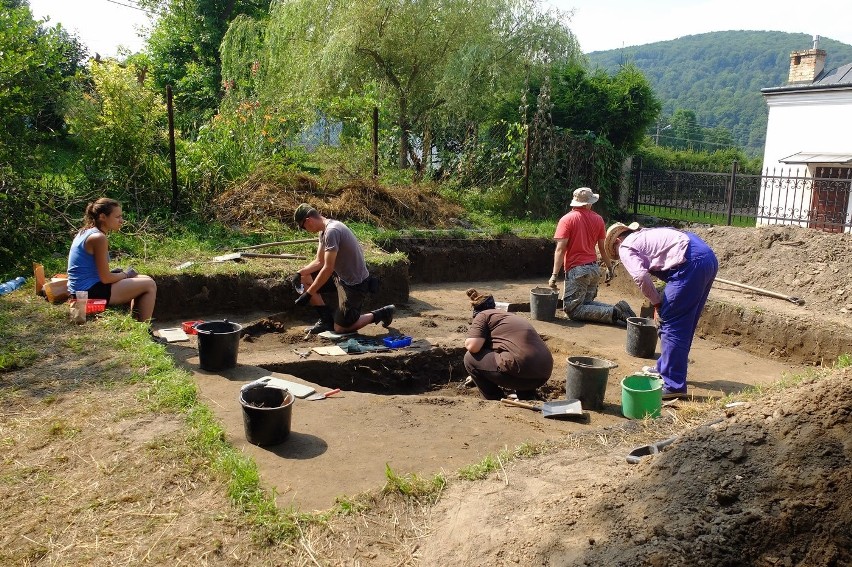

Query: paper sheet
[157,328,190,342]
[259,376,316,398]
[312,345,348,356]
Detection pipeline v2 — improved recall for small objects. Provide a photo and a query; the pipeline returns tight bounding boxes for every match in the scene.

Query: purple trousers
[652,232,718,392]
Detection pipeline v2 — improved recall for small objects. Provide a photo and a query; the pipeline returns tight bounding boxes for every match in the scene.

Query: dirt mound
[692,225,852,316]
[419,367,852,566]
[213,167,463,229]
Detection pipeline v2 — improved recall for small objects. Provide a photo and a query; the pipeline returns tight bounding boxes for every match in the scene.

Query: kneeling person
[463,289,554,400]
[293,203,394,334]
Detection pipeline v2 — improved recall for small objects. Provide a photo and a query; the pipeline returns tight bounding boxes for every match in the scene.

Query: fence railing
[631,160,852,232]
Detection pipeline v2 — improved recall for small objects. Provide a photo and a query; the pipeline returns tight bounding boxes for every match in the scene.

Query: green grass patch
[457,442,548,481]
[383,464,447,503]
[636,204,754,227]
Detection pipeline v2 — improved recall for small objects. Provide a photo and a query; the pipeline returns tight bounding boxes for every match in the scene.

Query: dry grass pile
[214,168,463,230]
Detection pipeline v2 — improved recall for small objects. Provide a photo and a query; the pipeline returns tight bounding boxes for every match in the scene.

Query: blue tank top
[67,228,104,294]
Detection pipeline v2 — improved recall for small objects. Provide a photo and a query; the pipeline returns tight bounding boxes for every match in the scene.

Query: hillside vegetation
[587,31,852,154]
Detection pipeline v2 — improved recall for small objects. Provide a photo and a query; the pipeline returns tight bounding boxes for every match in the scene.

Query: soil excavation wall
[153,236,846,365]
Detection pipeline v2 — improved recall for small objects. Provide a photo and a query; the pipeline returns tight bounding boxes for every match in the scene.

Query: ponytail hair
[81,198,121,232]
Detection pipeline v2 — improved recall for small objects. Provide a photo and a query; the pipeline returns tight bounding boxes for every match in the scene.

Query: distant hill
[586,31,852,155]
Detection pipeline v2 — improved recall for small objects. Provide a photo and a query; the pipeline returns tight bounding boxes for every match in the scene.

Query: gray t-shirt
[321,219,369,285]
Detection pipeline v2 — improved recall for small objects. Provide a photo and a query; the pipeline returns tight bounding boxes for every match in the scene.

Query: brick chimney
[788,35,826,84]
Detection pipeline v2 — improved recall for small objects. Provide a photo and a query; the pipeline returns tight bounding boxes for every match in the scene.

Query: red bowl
[182,320,203,334]
[86,299,107,314]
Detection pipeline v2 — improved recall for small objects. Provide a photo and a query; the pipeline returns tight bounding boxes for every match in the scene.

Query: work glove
[124,266,138,278]
[295,291,312,306]
[604,265,613,284]
[548,274,559,290]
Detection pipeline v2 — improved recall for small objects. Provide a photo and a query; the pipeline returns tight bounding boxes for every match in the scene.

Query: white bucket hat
[570,187,599,207]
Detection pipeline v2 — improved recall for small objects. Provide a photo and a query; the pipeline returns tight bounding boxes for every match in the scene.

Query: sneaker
[615,300,637,319]
[372,304,395,327]
[662,387,687,400]
[305,318,333,335]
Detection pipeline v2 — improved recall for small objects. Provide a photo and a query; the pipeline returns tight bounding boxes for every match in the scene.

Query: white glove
[548,274,559,290]
[604,266,613,283]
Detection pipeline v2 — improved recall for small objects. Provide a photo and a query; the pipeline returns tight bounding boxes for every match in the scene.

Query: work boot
[615,300,637,319]
[371,304,395,327]
[307,306,334,334]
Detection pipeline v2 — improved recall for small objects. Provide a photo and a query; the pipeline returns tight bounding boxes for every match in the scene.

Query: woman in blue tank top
[67,198,157,322]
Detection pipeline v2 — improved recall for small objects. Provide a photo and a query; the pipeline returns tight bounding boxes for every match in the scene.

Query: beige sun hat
[569,187,599,207]
[604,221,641,259]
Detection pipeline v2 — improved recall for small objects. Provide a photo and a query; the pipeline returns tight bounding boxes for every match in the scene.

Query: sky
[27,0,852,59]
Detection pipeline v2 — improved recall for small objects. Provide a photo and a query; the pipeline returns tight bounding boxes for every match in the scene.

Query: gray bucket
[530,287,558,321]
[625,317,658,358]
[565,356,618,410]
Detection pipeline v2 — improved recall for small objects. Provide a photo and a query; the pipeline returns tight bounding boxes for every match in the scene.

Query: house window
[811,166,851,232]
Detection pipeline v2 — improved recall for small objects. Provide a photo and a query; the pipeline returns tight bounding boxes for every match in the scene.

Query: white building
[759,36,852,233]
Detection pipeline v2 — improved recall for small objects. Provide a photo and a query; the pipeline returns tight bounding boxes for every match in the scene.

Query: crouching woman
[463,289,553,400]
[67,198,157,322]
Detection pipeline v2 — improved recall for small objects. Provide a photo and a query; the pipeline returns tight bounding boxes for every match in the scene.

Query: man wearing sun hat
[604,222,718,399]
[292,203,394,334]
[549,187,636,325]
[462,288,553,400]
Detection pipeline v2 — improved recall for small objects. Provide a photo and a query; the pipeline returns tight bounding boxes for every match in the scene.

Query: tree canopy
[227,0,580,168]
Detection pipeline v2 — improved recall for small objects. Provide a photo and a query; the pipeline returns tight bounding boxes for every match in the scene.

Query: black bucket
[196,320,243,371]
[239,386,294,446]
[565,356,617,410]
[625,317,658,358]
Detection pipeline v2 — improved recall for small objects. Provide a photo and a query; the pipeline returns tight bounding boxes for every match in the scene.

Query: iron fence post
[726,160,738,225]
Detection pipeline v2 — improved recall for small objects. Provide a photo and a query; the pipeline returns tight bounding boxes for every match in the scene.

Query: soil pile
[691,225,852,316]
[420,367,852,566]
[213,168,463,229]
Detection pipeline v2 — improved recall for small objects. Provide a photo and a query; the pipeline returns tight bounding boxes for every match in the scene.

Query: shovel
[501,398,584,419]
[626,436,678,464]
[714,277,804,306]
[305,388,341,401]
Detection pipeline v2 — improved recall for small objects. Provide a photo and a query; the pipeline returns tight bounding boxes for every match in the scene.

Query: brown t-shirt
[468,310,553,380]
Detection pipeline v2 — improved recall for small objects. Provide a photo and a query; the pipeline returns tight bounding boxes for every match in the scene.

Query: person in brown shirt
[463,289,554,400]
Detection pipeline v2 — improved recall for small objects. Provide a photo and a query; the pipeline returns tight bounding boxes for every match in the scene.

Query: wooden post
[166,85,178,214]
[522,124,531,204]
[372,106,379,178]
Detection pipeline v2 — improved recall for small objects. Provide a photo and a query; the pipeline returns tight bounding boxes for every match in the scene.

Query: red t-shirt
[553,207,605,271]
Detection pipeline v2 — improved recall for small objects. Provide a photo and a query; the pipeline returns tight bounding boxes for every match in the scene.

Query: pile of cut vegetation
[214,167,463,229]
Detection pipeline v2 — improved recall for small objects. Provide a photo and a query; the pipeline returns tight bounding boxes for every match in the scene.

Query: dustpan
[500,398,584,419]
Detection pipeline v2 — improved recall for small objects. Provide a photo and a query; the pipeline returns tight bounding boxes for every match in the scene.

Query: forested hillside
[587,31,852,154]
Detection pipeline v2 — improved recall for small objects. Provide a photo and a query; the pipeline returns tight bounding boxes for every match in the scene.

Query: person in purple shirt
[604,223,718,399]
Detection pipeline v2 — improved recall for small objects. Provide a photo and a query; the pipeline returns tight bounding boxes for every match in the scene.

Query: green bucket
[621,374,663,419]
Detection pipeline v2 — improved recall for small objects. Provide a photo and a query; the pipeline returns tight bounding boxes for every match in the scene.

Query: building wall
[760,89,852,230]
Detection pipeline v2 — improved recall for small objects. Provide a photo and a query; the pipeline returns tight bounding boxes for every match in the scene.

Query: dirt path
[158,280,802,512]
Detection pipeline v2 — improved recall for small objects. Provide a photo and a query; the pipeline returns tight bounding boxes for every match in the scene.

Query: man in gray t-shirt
[293,204,395,334]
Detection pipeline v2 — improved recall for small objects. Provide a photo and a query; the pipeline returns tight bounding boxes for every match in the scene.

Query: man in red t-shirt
[549,187,635,325]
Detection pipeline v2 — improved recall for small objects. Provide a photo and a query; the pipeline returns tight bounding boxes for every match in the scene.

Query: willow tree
[235,0,579,169]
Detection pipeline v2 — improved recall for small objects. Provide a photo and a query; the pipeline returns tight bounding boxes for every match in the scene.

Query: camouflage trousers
[562,263,617,324]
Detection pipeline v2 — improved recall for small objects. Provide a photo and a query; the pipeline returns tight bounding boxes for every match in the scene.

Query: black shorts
[82,281,112,301]
[313,273,370,328]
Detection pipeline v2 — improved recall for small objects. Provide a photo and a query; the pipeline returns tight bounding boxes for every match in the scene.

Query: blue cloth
[67,228,103,295]
[650,232,718,392]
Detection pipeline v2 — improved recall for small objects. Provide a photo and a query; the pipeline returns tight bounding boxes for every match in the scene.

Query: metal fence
[631,160,852,232]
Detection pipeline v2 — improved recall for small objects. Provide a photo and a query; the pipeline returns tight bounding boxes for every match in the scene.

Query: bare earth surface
[149,224,850,565]
[158,280,804,513]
